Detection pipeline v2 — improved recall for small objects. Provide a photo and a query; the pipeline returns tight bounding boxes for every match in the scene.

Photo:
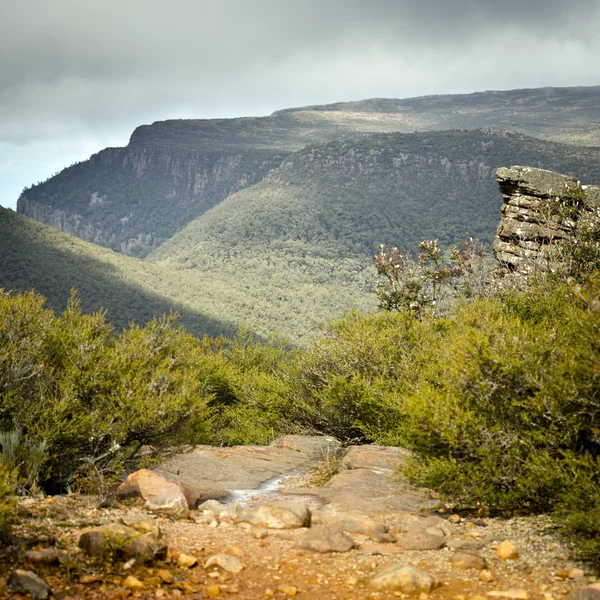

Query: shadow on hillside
[0,208,240,339]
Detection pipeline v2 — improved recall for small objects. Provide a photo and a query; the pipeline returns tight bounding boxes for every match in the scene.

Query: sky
[1,0,599,210]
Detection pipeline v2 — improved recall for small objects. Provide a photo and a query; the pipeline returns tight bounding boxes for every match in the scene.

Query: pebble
[277,584,298,596]
[123,575,145,591]
[480,570,495,583]
[451,551,487,570]
[496,540,519,560]
[487,589,529,600]
[176,553,198,568]
[204,553,245,573]
[206,584,221,597]
[157,569,174,584]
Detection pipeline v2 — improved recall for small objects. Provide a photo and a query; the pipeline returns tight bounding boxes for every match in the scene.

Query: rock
[313,511,388,536]
[369,564,442,593]
[272,434,342,457]
[198,499,226,513]
[250,528,269,539]
[397,529,446,550]
[480,569,495,582]
[234,502,311,529]
[206,584,221,597]
[80,574,103,584]
[123,575,145,591]
[448,514,462,524]
[277,585,298,596]
[401,515,455,537]
[157,569,174,584]
[496,540,519,560]
[116,468,209,509]
[24,548,62,565]
[119,514,162,537]
[145,495,189,519]
[589,584,600,592]
[487,590,529,600]
[7,570,52,600]
[566,590,600,600]
[176,553,198,568]
[295,525,355,553]
[204,553,244,574]
[451,551,487,570]
[447,537,494,551]
[569,568,585,579]
[78,523,168,563]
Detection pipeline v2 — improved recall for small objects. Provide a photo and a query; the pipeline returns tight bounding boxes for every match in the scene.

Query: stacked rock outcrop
[493,166,600,281]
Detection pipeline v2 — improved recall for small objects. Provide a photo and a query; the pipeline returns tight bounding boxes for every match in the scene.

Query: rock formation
[493,165,600,282]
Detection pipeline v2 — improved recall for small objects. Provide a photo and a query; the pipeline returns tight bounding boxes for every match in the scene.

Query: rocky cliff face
[17,146,285,256]
[493,165,600,279]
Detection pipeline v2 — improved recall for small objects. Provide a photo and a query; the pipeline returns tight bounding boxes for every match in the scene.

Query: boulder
[145,495,189,519]
[313,511,388,537]
[451,551,487,570]
[204,553,245,574]
[234,502,311,529]
[295,525,355,553]
[116,468,209,509]
[397,529,446,550]
[7,570,52,600]
[369,564,442,593]
[78,523,168,563]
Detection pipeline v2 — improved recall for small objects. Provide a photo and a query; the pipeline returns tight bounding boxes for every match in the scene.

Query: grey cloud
[1,0,599,208]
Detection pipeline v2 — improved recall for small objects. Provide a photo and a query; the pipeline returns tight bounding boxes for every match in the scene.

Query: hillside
[147,130,600,342]
[0,207,238,338]
[16,86,600,257]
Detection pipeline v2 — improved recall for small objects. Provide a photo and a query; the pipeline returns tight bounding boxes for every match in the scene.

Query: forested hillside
[147,130,600,341]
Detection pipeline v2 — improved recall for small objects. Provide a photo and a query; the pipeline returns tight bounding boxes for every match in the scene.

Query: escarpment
[493,165,600,281]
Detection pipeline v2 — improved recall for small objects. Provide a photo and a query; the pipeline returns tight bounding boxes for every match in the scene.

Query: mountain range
[4,85,600,342]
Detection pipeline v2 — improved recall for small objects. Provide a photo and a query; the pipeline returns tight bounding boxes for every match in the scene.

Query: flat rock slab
[156,437,337,491]
[285,445,438,516]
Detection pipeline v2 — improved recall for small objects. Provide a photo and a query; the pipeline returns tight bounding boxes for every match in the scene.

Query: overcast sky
[1,0,599,209]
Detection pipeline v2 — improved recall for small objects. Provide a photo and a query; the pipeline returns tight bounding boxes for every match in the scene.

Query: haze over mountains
[4,85,600,342]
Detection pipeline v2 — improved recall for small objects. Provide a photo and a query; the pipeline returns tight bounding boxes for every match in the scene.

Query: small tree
[374,238,487,318]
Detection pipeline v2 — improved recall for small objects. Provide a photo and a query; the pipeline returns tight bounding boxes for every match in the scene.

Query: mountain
[146,130,600,342]
[0,206,238,338]
[17,86,600,258]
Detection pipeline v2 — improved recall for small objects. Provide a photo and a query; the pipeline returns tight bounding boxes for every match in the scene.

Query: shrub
[395,278,600,558]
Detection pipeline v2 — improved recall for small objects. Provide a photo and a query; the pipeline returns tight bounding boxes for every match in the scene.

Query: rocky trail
[1,436,598,600]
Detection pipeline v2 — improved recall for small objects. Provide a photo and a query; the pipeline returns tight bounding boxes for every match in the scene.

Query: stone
[234,502,311,529]
[448,514,462,524]
[198,499,227,513]
[496,540,519,560]
[295,525,355,553]
[206,585,221,597]
[589,584,600,592]
[176,553,198,568]
[313,512,388,536]
[277,585,298,596]
[369,564,442,594]
[397,529,446,550]
[250,528,269,539]
[157,569,174,584]
[487,590,529,600]
[80,574,103,584]
[204,553,244,574]
[116,468,209,509]
[145,495,189,519]
[569,568,585,579]
[78,523,168,563]
[24,548,62,565]
[451,551,487,570]
[401,515,455,537]
[565,590,600,600]
[480,569,495,582]
[123,575,145,591]
[7,570,52,599]
[119,514,162,538]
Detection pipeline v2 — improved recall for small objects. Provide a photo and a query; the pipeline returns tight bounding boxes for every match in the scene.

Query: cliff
[493,165,600,280]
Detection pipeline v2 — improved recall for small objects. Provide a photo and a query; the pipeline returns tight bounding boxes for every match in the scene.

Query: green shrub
[0,462,17,530]
[394,278,599,560]
[0,290,215,491]
[0,429,46,494]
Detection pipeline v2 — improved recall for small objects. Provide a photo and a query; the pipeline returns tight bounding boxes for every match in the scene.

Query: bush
[395,278,600,556]
[0,290,215,491]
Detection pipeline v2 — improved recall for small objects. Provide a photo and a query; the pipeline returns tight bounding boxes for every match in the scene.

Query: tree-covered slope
[0,207,239,338]
[147,130,600,342]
